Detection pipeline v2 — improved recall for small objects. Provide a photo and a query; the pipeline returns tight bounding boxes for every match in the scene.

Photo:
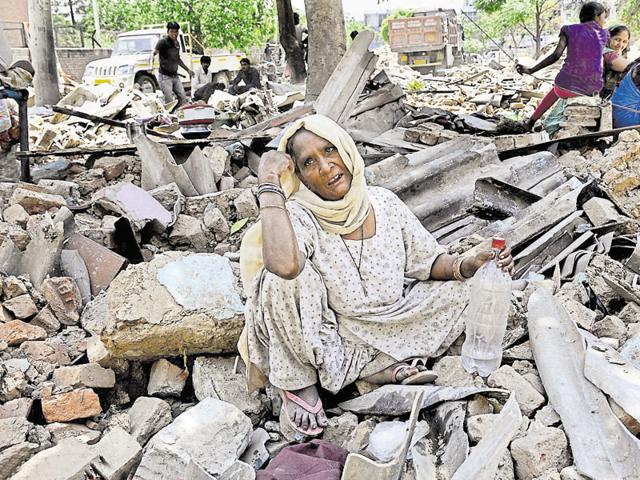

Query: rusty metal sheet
[64,234,127,296]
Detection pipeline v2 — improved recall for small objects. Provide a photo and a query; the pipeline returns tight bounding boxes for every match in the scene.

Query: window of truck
[113,35,160,55]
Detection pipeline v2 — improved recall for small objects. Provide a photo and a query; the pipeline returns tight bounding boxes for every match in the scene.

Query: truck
[81,24,243,94]
[388,9,463,72]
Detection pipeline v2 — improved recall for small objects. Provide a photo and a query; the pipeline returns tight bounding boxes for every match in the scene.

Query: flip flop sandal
[391,364,438,385]
[407,357,430,371]
[279,390,324,438]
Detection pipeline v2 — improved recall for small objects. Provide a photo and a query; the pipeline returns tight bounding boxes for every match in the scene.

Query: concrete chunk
[128,396,173,446]
[147,359,187,397]
[92,427,142,480]
[133,398,252,480]
[511,426,569,480]
[0,319,46,345]
[42,388,102,423]
[84,253,244,360]
[52,363,116,389]
[583,197,620,226]
[10,187,66,214]
[0,416,31,450]
[3,296,38,320]
[0,442,39,480]
[12,437,99,480]
[42,277,82,325]
[488,366,545,416]
[0,397,33,419]
[31,306,62,333]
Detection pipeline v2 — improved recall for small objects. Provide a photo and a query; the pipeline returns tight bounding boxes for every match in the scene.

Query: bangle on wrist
[453,256,470,281]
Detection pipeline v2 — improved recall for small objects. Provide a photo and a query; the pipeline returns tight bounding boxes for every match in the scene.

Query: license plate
[413,59,427,65]
[95,79,112,85]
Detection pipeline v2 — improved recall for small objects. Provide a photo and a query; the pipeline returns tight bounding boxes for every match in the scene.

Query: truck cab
[388,9,464,72]
[82,25,243,94]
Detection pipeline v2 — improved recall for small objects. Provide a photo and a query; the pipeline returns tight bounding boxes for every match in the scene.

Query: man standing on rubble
[228,58,262,95]
[153,22,192,107]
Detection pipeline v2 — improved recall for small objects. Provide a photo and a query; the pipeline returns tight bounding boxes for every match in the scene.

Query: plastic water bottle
[462,237,512,377]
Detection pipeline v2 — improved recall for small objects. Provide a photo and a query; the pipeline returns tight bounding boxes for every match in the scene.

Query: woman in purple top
[516,2,609,129]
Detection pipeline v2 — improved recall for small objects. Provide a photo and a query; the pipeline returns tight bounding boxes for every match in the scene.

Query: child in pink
[516,2,609,129]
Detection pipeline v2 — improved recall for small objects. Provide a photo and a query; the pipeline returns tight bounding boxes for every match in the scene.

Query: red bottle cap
[492,237,506,250]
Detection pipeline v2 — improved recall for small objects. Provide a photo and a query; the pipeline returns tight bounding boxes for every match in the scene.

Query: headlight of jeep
[117,65,134,75]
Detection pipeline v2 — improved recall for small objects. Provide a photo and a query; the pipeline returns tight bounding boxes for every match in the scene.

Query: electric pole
[28,0,60,105]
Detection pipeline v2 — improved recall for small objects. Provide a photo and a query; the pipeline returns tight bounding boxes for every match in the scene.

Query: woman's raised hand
[464,239,515,277]
[258,151,295,185]
[516,63,531,75]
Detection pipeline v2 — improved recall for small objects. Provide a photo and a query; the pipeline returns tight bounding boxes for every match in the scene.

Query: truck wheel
[135,73,158,94]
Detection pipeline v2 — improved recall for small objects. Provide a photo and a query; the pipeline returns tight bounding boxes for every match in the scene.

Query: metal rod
[17,90,31,183]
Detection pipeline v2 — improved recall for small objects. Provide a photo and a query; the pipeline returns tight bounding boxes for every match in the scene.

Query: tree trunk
[304,0,346,101]
[28,0,60,105]
[275,0,307,84]
[534,2,542,59]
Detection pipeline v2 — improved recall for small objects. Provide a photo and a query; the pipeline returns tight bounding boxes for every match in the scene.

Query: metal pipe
[17,90,30,183]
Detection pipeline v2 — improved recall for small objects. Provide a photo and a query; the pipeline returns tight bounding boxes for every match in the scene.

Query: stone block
[233,189,259,219]
[3,204,29,226]
[42,277,83,326]
[583,197,620,226]
[534,405,561,427]
[46,422,101,444]
[432,355,483,388]
[9,187,66,214]
[239,428,270,470]
[0,319,46,345]
[94,157,126,181]
[128,396,173,446]
[554,294,598,331]
[0,397,33,419]
[52,363,116,389]
[511,426,569,480]
[192,356,266,423]
[31,306,61,333]
[169,214,209,250]
[560,466,588,480]
[593,315,627,340]
[20,340,71,365]
[42,388,102,423]
[466,394,494,416]
[488,366,545,416]
[203,204,230,241]
[147,359,187,397]
[83,253,245,360]
[0,442,39,480]
[92,427,142,480]
[3,296,38,320]
[12,437,99,480]
[322,413,359,450]
[219,176,236,191]
[37,179,79,197]
[133,398,252,480]
[0,416,31,450]
[618,302,640,324]
[202,146,229,183]
[2,276,27,299]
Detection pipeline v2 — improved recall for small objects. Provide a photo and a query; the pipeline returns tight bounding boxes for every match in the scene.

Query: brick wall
[0,0,28,23]
[56,48,112,81]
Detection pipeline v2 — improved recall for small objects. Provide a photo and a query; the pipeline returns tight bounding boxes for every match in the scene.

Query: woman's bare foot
[283,384,329,433]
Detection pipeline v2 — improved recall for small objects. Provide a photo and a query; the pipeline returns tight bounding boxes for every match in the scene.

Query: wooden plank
[315,30,377,123]
[498,125,640,159]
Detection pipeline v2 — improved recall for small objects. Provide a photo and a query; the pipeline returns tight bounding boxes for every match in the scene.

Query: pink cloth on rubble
[256,440,348,480]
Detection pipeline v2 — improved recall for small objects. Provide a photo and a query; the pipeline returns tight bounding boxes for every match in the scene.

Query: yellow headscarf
[239,114,370,292]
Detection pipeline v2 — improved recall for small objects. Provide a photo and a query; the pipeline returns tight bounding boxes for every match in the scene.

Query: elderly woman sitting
[239,115,514,437]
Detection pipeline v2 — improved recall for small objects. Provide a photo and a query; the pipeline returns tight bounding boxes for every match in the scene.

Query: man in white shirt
[191,56,225,102]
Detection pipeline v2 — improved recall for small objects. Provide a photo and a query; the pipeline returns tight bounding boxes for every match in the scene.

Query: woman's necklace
[341,224,367,296]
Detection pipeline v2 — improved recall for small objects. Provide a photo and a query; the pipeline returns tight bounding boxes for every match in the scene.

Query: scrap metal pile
[1,31,640,480]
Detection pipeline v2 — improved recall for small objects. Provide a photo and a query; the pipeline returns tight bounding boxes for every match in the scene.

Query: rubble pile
[1,32,640,480]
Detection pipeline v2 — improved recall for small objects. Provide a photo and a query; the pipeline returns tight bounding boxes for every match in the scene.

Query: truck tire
[135,73,158,94]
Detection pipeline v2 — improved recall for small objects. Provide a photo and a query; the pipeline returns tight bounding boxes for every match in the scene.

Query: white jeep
[82,26,243,94]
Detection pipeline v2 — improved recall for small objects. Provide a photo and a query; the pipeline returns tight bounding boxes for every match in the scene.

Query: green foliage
[346,17,368,43]
[407,79,425,92]
[621,0,640,35]
[83,0,276,51]
[381,9,414,43]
